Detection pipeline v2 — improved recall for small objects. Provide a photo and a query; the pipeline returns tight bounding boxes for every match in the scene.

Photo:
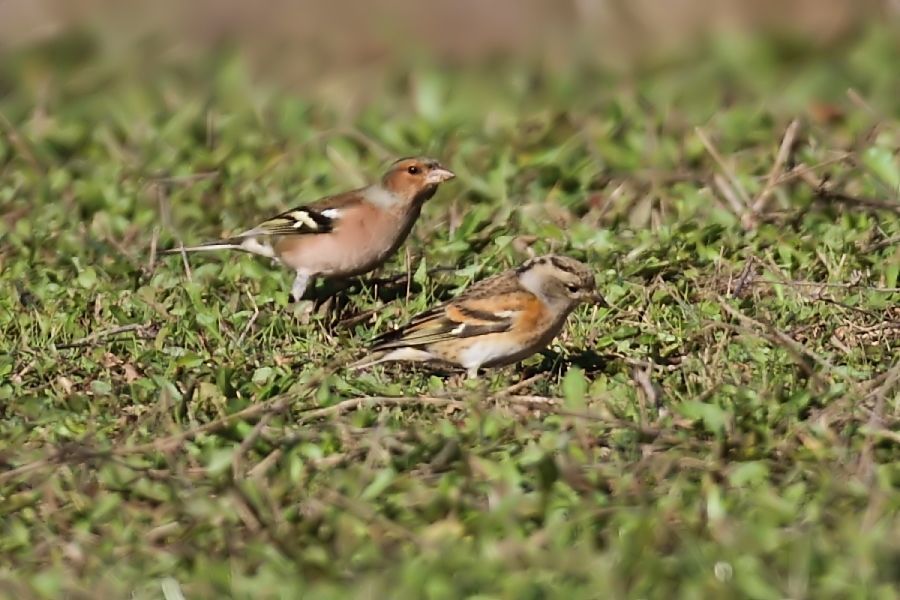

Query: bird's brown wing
[371,273,531,351]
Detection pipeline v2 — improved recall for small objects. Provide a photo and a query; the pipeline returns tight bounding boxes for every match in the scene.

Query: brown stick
[56,323,153,350]
[744,118,800,228]
[696,126,752,208]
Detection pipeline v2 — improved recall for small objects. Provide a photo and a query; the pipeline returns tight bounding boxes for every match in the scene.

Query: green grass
[1,28,899,599]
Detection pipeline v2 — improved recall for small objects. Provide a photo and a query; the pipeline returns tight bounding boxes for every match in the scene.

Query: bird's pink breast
[274,206,415,277]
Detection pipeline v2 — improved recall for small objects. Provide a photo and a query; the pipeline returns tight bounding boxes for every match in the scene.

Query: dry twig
[743,118,801,228]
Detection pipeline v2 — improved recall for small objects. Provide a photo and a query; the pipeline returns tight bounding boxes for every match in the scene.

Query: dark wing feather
[403,270,521,325]
[235,189,368,237]
[240,206,334,236]
[371,308,512,351]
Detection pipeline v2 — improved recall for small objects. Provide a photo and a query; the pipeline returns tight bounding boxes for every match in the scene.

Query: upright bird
[354,255,602,378]
[161,157,455,301]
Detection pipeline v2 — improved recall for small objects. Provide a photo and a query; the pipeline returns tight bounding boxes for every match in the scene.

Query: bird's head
[380,157,455,204]
[517,255,604,310]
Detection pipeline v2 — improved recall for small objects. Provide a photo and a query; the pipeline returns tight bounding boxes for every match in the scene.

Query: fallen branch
[296,396,463,424]
[798,169,900,215]
[56,323,156,350]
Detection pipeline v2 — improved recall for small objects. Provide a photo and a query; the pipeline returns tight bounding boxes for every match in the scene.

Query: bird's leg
[290,271,311,302]
[466,367,479,380]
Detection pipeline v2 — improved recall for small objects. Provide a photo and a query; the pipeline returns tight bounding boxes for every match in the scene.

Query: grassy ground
[1,28,899,599]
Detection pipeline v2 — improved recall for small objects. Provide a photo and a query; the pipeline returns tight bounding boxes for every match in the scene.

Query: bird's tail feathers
[159,236,275,258]
[159,239,243,255]
[349,347,435,371]
[348,351,389,371]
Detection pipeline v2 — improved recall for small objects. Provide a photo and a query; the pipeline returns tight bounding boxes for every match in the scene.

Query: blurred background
[2,0,898,89]
[1,0,897,249]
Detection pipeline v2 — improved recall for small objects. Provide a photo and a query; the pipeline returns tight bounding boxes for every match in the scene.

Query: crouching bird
[353,255,603,378]
[161,157,455,301]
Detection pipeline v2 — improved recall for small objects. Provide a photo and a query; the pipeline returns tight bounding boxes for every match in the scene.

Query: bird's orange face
[381,157,455,203]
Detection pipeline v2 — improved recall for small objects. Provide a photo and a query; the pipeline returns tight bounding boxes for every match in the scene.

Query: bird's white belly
[455,313,570,371]
[457,338,522,370]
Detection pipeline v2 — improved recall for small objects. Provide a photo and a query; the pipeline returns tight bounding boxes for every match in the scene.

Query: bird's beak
[587,292,609,307]
[426,167,456,185]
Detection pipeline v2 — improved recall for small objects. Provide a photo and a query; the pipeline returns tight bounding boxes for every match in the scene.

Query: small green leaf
[706,484,726,522]
[678,400,728,434]
[414,257,428,285]
[361,469,395,501]
[884,259,898,289]
[90,380,112,395]
[862,145,900,190]
[77,267,98,289]
[252,367,273,385]
[562,367,588,410]
[195,312,217,327]
[205,447,235,476]
[728,461,770,487]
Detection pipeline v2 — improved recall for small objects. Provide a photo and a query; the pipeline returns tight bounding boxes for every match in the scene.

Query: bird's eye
[566,283,580,293]
[407,165,420,175]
